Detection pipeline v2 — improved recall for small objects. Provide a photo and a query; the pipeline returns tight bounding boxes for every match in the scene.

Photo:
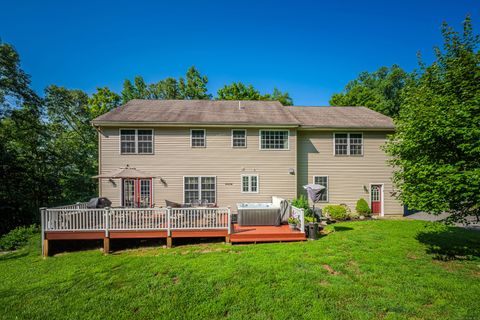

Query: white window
[122,178,152,208]
[120,129,153,154]
[313,176,329,202]
[260,130,289,150]
[184,176,216,204]
[232,129,247,148]
[334,133,363,156]
[241,175,259,193]
[191,129,206,148]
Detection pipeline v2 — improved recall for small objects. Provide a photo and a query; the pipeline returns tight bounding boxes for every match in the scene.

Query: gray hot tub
[236,203,281,226]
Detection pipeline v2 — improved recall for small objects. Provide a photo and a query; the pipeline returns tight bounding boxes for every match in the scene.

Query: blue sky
[0,0,476,105]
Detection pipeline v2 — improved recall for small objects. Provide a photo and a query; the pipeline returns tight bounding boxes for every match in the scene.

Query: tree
[121,67,211,103]
[44,86,98,204]
[217,82,263,100]
[330,65,409,117]
[87,87,121,119]
[216,83,293,105]
[0,41,58,234]
[385,16,480,223]
[265,88,293,106]
[179,66,211,100]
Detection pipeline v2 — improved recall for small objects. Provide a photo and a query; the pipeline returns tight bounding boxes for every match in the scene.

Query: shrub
[356,198,371,216]
[288,217,299,225]
[324,205,349,221]
[291,195,313,217]
[0,225,39,251]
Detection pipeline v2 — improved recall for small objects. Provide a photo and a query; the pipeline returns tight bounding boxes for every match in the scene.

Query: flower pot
[288,223,297,230]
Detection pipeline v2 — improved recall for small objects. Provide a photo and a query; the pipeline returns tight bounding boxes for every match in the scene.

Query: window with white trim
[334,133,363,156]
[191,129,206,147]
[120,129,153,154]
[260,130,289,150]
[242,175,258,193]
[232,129,247,148]
[184,176,216,204]
[313,176,328,202]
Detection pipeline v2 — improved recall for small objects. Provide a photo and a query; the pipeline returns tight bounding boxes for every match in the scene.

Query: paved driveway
[406,212,480,230]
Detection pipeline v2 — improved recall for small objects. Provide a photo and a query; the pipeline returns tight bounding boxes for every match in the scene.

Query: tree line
[0,16,478,234]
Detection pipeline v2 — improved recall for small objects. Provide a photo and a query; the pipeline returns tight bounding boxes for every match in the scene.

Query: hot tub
[236,203,281,226]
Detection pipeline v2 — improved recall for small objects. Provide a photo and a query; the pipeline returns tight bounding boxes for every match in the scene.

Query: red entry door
[371,185,382,215]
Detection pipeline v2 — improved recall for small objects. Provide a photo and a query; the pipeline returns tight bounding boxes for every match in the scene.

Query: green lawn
[1,220,479,320]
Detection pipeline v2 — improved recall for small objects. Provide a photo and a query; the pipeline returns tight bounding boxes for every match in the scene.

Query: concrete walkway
[406,212,480,231]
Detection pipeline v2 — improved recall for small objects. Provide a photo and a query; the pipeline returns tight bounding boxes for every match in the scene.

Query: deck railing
[291,206,305,233]
[41,206,232,234]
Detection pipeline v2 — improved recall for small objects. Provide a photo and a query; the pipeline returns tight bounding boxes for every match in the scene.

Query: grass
[1,220,479,320]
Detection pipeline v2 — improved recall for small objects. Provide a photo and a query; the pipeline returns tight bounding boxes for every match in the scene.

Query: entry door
[370,185,382,215]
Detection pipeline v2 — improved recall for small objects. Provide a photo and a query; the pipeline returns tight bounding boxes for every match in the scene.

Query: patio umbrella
[92,165,154,179]
[303,184,326,221]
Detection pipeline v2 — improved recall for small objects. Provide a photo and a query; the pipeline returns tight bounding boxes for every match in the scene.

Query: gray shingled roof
[92,99,394,129]
[286,106,395,129]
[93,99,300,125]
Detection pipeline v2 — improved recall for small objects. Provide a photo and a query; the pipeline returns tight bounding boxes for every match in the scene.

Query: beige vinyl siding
[99,127,297,210]
[297,130,403,216]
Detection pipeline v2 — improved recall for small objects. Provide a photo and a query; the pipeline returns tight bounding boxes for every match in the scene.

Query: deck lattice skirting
[40,203,305,256]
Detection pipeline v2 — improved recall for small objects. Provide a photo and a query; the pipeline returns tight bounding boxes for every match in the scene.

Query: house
[91,99,402,217]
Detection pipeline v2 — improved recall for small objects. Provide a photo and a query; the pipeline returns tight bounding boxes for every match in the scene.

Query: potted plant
[288,217,299,230]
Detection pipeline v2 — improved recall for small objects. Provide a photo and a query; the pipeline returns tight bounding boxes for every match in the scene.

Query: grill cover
[87,197,112,209]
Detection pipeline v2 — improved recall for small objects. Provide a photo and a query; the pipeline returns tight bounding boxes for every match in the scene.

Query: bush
[0,225,39,251]
[324,205,349,221]
[356,198,371,216]
[288,217,299,225]
[291,195,313,217]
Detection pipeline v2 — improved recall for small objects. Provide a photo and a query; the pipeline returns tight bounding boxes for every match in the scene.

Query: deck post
[40,207,46,257]
[104,207,110,238]
[103,237,110,254]
[300,208,305,233]
[166,206,171,237]
[166,236,172,248]
[43,239,49,257]
[227,206,232,235]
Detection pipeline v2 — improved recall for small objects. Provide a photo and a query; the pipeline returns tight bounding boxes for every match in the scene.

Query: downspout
[92,123,102,197]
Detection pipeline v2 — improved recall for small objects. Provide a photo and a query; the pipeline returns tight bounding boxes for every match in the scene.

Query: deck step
[230,236,306,243]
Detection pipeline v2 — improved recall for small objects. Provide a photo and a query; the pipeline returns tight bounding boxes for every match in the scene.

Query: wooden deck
[41,204,307,256]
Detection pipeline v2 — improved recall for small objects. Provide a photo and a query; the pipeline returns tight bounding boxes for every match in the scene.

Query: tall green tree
[87,87,121,119]
[178,66,211,100]
[217,82,263,100]
[0,41,59,234]
[44,86,98,204]
[330,65,409,117]
[386,16,480,223]
[217,83,293,105]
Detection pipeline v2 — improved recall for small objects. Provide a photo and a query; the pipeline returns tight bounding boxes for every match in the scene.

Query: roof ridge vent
[238,101,245,110]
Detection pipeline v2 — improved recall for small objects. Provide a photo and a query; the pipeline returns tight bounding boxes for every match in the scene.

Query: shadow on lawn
[416,225,480,261]
[333,226,353,232]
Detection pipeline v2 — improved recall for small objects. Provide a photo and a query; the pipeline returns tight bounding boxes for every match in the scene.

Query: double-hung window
[241,175,258,193]
[260,130,289,150]
[334,133,363,156]
[313,176,329,202]
[191,129,206,147]
[232,129,247,148]
[122,178,152,207]
[120,129,153,154]
[184,176,216,204]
